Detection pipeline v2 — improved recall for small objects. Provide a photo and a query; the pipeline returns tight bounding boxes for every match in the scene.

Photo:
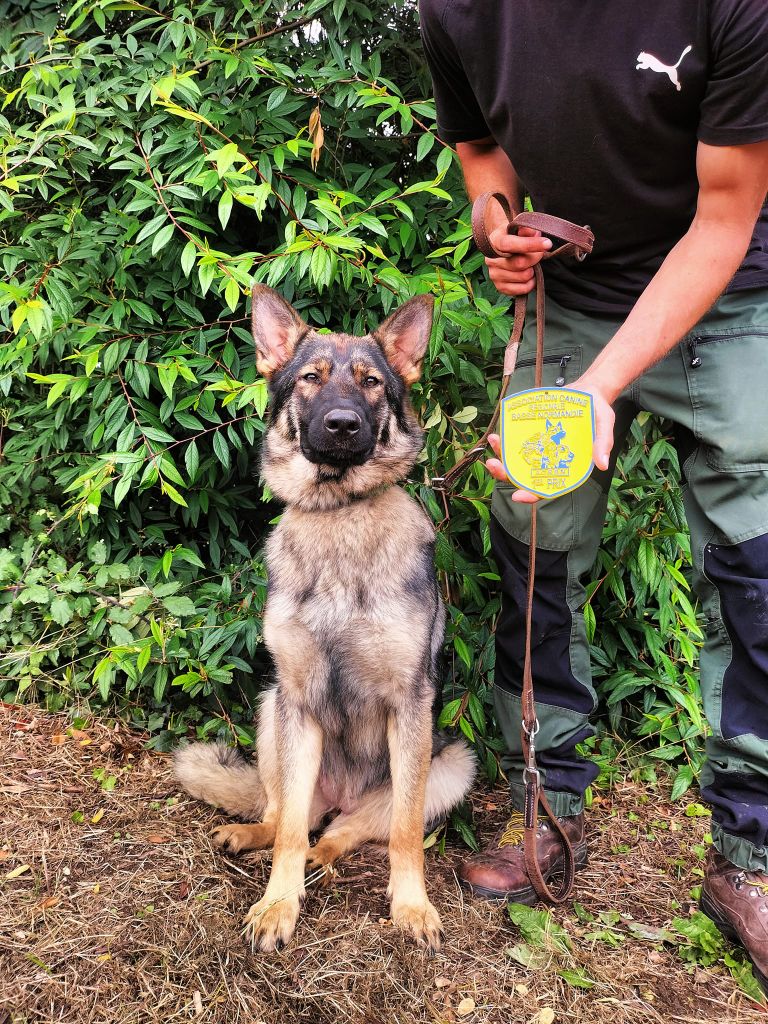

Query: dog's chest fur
[263,485,443,807]
[266,487,436,631]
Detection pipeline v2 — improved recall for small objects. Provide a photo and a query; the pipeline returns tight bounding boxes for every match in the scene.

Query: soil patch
[0,705,764,1023]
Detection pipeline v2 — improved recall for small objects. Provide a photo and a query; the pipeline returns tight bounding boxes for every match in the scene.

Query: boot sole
[700,891,768,997]
[461,843,589,905]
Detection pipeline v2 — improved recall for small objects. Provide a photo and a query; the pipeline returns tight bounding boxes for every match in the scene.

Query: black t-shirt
[419,0,768,315]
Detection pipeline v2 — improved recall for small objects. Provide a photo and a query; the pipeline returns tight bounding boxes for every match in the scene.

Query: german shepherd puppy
[175,286,475,953]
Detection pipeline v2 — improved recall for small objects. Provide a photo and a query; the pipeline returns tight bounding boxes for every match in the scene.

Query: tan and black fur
[175,285,475,952]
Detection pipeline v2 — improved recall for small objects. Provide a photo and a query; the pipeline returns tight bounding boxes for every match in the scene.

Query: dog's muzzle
[302,403,374,467]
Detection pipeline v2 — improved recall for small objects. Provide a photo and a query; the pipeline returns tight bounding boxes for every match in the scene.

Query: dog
[521,419,575,471]
[174,285,475,953]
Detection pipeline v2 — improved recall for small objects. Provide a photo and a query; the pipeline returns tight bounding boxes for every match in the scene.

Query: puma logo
[636,44,692,91]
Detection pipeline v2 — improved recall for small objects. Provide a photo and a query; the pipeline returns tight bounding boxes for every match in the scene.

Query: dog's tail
[173,742,267,820]
[424,738,476,826]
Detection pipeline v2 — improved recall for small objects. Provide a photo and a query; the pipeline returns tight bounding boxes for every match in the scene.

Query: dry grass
[0,704,765,1024]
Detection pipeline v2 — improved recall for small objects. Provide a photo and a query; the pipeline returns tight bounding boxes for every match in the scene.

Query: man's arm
[581,139,768,424]
[482,139,768,499]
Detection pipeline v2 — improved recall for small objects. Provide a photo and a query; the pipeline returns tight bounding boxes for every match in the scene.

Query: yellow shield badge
[500,388,595,499]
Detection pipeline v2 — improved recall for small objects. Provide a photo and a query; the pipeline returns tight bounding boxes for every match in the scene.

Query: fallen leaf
[50,734,66,745]
[146,833,170,844]
[435,977,451,989]
[78,738,92,746]
[6,864,31,879]
[457,998,475,1016]
[534,1010,556,1024]
[91,808,105,824]
[68,728,90,739]
[515,984,529,996]
[39,896,59,910]
[0,850,9,861]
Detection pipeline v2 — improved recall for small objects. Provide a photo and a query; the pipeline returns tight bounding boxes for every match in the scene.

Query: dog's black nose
[323,409,361,436]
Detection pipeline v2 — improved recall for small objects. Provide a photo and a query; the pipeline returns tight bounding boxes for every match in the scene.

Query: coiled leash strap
[433,192,594,904]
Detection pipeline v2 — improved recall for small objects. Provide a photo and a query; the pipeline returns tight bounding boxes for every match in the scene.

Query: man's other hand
[485,378,615,503]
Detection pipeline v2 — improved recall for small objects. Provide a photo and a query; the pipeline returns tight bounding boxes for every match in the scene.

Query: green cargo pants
[491,288,768,872]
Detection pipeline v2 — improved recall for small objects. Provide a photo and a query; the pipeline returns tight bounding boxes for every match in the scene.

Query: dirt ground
[1,704,765,1024]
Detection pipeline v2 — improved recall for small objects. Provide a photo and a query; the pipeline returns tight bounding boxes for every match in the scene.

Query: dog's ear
[373,295,434,384]
[251,285,308,378]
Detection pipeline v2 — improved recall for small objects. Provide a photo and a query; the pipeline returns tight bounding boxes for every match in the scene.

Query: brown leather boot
[458,810,587,904]
[701,850,768,996]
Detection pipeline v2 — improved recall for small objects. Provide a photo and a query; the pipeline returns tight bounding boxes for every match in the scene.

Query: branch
[195,13,323,71]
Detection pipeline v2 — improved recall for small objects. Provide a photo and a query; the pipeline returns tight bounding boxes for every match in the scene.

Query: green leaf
[49,596,74,626]
[162,481,188,507]
[212,431,230,471]
[88,541,107,565]
[184,440,199,481]
[436,146,453,174]
[224,276,240,312]
[218,190,233,230]
[416,132,435,162]
[671,764,695,801]
[558,968,596,990]
[507,903,571,954]
[137,643,152,673]
[180,239,197,276]
[113,474,133,508]
[162,596,196,616]
[151,223,175,256]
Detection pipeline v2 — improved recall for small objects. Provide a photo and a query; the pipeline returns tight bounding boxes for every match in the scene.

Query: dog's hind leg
[216,790,329,855]
[307,787,391,870]
[307,739,475,869]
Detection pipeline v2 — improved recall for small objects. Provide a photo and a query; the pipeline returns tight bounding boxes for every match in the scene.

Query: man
[419,0,768,993]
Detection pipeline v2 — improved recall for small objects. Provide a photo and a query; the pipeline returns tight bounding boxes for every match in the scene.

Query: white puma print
[636,44,692,91]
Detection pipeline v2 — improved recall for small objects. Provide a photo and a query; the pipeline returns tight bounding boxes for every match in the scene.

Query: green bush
[0,0,703,790]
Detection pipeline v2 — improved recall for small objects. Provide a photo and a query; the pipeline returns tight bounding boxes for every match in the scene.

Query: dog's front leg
[386,701,443,952]
[242,695,322,952]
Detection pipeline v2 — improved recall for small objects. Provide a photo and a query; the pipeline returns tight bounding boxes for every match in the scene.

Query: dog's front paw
[212,822,275,853]
[242,895,301,952]
[390,896,443,953]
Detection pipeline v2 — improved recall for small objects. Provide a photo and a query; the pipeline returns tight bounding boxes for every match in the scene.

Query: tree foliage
[1,0,702,788]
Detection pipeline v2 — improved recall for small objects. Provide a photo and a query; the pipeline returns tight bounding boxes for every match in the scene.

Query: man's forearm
[581,217,755,402]
[582,140,768,402]
[456,140,523,224]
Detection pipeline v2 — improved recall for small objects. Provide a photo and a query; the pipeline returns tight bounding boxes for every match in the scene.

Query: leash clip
[522,718,540,739]
[523,716,540,782]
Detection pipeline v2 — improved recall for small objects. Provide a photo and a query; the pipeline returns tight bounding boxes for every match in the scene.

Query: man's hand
[485,225,552,296]
[485,378,616,502]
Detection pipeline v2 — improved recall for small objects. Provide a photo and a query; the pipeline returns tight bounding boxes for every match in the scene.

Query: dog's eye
[302,372,320,383]
[363,376,380,388]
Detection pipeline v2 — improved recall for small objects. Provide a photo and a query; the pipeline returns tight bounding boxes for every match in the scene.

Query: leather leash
[433,192,594,904]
